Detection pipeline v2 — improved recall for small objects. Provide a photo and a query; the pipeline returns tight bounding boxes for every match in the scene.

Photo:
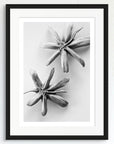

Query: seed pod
[27,94,41,106]
[43,42,60,50]
[24,89,38,94]
[46,50,60,66]
[71,27,83,40]
[66,47,85,67]
[41,96,47,116]
[48,95,68,107]
[48,78,69,91]
[65,24,73,42]
[69,39,90,49]
[43,68,55,89]
[61,49,69,73]
[25,68,69,116]
[48,90,67,95]
[30,70,42,88]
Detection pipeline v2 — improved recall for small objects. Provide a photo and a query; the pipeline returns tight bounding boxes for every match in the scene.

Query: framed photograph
[6,4,108,140]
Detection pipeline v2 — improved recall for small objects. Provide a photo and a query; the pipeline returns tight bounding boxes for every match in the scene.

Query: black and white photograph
[24,22,90,121]
[6,4,108,139]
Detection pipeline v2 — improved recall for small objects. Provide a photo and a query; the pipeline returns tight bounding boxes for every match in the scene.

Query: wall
[0,0,113,143]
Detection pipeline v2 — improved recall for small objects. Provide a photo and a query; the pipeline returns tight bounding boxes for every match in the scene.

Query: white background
[24,21,90,122]
[0,0,113,143]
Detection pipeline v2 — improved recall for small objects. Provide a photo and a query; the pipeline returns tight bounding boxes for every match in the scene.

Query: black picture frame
[6,4,108,140]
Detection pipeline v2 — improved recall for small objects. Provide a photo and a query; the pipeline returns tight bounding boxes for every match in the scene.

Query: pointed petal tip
[63,68,69,73]
[50,67,55,76]
[64,78,70,85]
[24,89,38,95]
[46,62,50,66]
[80,27,83,31]
[63,70,69,73]
[62,63,69,73]
[61,101,69,107]
[66,78,70,82]
[63,78,70,84]
[81,60,85,67]
[27,103,32,106]
[42,111,47,116]
[83,63,85,67]
[65,101,69,106]
[24,91,31,95]
[41,108,47,116]
[51,67,55,72]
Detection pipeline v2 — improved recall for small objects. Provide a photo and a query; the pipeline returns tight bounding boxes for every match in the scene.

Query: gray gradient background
[24,22,90,122]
